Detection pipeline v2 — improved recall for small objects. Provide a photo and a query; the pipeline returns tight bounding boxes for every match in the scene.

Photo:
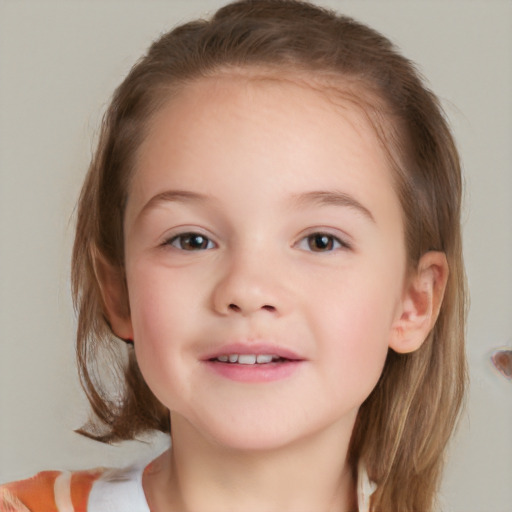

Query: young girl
[0,0,467,510]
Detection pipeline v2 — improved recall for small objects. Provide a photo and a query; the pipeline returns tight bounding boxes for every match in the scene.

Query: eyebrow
[138,189,375,223]
[138,190,209,218]
[291,190,375,222]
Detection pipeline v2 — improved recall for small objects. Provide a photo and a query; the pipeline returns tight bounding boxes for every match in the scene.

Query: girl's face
[120,74,408,450]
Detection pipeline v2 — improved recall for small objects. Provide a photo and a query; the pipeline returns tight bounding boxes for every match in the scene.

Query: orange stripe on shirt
[0,469,104,512]
[0,471,61,512]
[69,470,102,512]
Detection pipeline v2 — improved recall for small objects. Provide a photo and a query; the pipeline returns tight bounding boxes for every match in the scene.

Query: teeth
[256,354,273,363]
[216,354,279,364]
[238,354,257,365]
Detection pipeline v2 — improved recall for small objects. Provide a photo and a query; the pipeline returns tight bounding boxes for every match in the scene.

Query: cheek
[127,260,196,341]
[310,265,401,396]
[130,279,177,344]
[324,299,390,376]
[125,266,193,401]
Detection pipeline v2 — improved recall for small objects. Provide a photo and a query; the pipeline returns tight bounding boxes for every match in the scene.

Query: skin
[102,73,448,512]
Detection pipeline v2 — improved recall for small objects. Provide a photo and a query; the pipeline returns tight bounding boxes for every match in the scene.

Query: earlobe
[93,249,134,341]
[389,251,449,354]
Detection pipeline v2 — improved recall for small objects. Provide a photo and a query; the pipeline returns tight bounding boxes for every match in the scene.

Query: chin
[211,429,305,453]
[174,409,310,454]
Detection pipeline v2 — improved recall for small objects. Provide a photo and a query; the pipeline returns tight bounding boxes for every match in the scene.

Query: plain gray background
[1,1,511,511]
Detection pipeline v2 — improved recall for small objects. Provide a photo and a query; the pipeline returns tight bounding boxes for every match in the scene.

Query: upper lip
[202,342,303,361]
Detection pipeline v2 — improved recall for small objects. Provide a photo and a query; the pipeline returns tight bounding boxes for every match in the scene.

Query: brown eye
[168,233,214,251]
[306,233,339,252]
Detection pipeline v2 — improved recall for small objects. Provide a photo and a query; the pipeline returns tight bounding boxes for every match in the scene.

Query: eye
[166,232,215,251]
[298,232,349,252]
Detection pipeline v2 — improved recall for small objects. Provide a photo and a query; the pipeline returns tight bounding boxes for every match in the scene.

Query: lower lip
[205,360,302,382]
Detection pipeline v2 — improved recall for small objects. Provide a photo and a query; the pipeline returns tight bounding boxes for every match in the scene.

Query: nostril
[227,303,276,313]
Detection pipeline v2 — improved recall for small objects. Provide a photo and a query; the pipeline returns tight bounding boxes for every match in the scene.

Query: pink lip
[202,342,304,383]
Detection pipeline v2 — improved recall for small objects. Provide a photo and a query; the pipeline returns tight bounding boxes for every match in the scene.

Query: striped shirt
[0,458,375,511]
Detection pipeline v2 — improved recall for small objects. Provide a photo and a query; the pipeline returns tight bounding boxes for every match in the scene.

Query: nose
[212,251,287,317]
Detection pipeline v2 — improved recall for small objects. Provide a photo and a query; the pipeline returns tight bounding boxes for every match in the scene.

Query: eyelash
[164,231,350,253]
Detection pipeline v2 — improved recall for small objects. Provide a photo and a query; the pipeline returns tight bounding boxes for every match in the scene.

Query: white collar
[88,464,150,512]
[357,459,377,512]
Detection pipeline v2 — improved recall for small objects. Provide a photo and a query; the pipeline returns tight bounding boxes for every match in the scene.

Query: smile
[204,344,303,383]
[213,354,284,364]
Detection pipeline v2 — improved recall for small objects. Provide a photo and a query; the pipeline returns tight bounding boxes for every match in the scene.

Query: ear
[94,250,134,341]
[389,251,449,354]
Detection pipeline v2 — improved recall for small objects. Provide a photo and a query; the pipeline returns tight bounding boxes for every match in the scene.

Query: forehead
[141,66,387,143]
[127,71,401,227]
[136,70,390,170]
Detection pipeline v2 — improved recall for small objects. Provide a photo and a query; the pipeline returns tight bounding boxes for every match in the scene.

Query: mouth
[210,354,289,365]
[203,343,304,382]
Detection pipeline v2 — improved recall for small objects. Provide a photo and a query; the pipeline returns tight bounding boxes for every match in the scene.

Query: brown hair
[72,1,467,510]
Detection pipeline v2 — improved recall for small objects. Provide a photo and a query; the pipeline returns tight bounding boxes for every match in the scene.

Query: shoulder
[0,468,103,512]
[0,464,152,512]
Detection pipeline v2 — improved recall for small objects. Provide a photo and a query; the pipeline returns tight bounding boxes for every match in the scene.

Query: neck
[144,413,358,512]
